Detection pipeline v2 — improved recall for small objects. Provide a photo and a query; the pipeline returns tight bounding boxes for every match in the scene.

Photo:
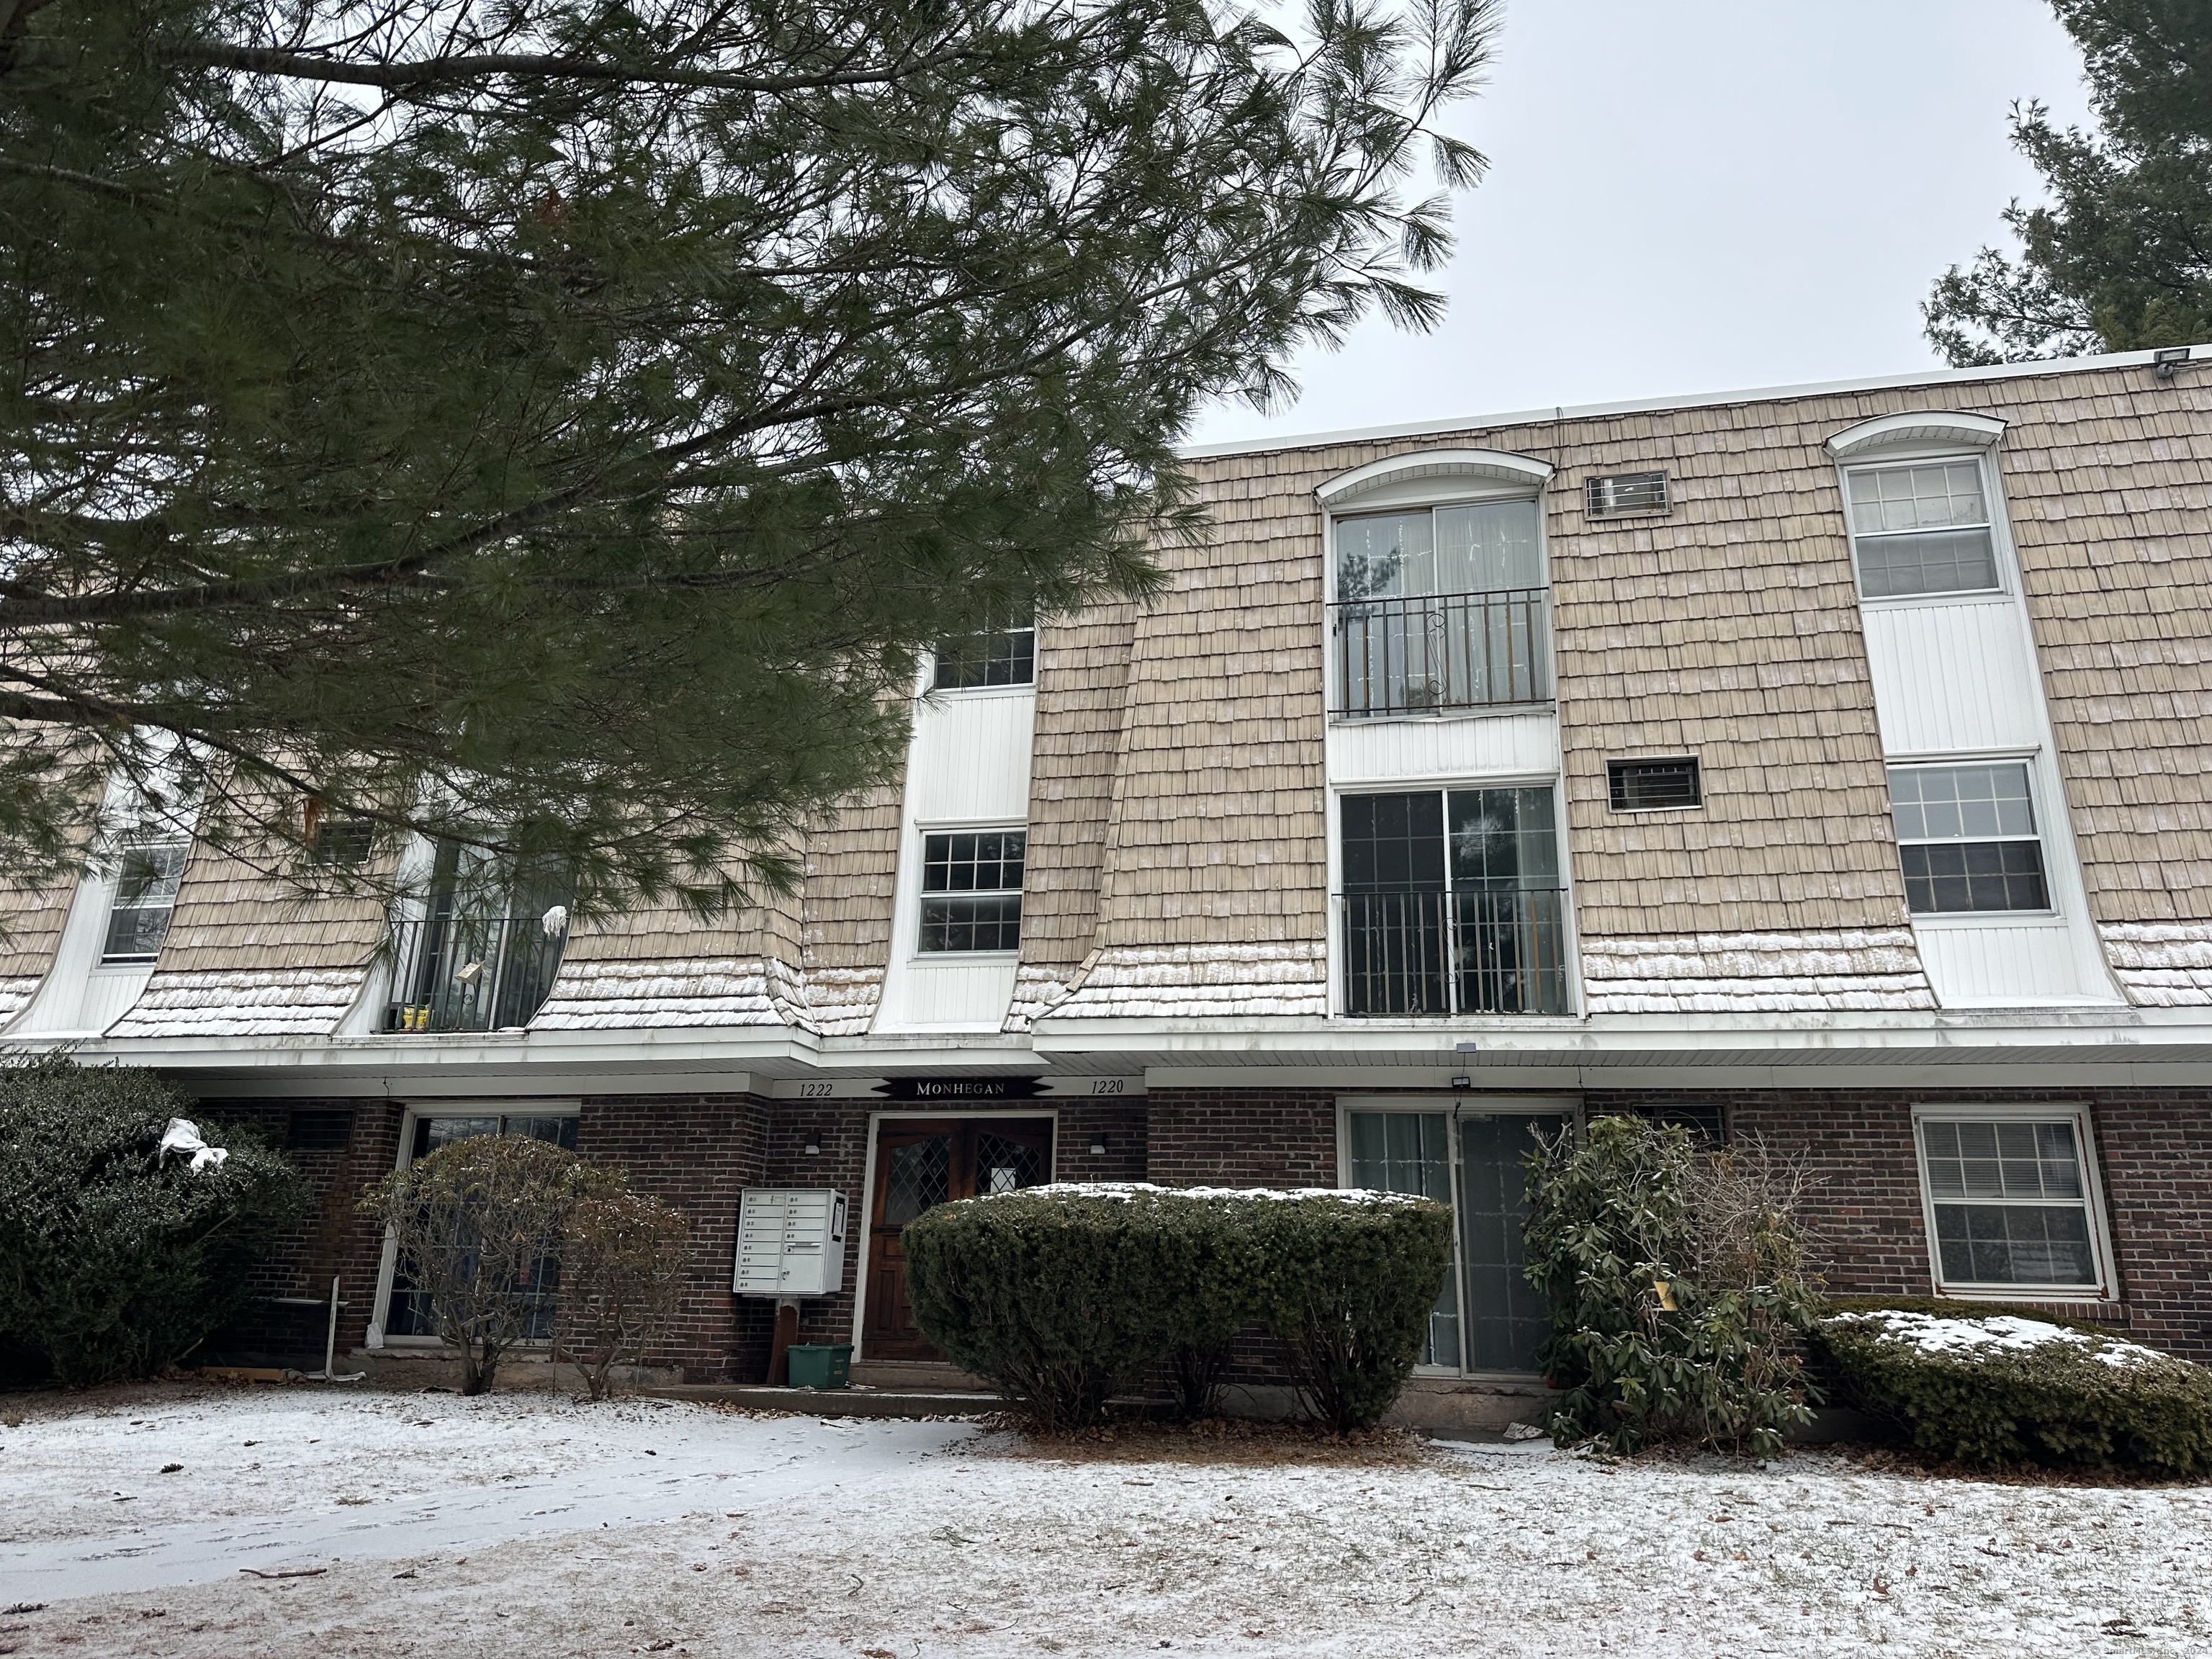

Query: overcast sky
[1187,0,2098,448]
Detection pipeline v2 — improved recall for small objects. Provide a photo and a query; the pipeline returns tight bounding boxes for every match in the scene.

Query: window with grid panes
[1844,459,2002,598]
[1888,762,2049,913]
[931,620,1035,689]
[1917,1115,2103,1290]
[1337,787,1568,1015]
[918,829,1025,952]
[100,834,189,962]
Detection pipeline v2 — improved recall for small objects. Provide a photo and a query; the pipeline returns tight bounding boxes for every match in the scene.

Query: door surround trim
[849,1107,1061,1358]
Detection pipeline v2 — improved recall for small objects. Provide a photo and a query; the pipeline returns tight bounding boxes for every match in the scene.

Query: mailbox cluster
[732,1187,848,1298]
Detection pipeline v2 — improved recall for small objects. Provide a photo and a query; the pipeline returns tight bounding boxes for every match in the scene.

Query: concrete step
[848,1359,992,1391]
[645,1382,1004,1418]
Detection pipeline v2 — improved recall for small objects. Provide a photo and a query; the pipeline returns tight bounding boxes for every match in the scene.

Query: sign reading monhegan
[872,1076,1048,1101]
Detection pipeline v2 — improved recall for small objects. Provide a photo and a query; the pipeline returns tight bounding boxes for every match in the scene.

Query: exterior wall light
[1089,1133,1108,1156]
[804,1130,822,1156]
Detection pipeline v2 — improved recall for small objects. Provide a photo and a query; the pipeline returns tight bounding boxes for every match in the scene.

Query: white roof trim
[1316,448,1553,507]
[1825,410,2007,459]
[1176,343,2200,462]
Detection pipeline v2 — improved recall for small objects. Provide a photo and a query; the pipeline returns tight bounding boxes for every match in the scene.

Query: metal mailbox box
[732,1187,848,1298]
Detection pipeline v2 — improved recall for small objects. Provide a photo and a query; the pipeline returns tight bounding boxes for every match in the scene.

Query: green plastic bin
[787,1343,852,1390]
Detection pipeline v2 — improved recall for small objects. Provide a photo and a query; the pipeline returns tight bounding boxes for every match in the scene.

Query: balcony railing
[1330,588,1550,717]
[1339,889,1571,1016]
[385,913,567,1033]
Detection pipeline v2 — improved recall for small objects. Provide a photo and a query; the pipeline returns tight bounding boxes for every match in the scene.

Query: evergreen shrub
[1246,1193,1454,1433]
[1811,1304,2212,1475]
[1524,1115,1822,1457]
[0,1056,306,1385]
[901,1184,1452,1431]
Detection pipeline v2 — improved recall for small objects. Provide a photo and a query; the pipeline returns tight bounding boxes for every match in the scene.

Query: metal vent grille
[1608,757,1702,811]
[1585,471,1671,518]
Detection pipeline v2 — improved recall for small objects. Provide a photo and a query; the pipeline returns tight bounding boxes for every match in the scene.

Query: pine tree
[0,0,1494,912]
[1927,0,2212,366]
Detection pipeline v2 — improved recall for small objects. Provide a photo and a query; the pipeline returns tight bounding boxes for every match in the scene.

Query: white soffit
[1316,448,1555,508]
[1825,411,2007,459]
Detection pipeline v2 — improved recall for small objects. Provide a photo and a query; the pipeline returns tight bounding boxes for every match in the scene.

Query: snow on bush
[901,1184,1452,1432]
[1812,1299,2212,1474]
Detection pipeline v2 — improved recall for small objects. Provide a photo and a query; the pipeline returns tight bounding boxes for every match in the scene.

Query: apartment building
[6,345,2212,1405]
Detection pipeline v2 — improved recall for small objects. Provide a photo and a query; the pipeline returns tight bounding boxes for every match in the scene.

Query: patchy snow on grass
[1839,1311,2174,1370]
[3,1384,2211,1657]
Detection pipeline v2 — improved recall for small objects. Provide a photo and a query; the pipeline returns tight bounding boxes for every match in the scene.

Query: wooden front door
[863,1116,1053,1359]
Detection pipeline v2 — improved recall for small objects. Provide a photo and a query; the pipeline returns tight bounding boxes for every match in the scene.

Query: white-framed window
[931,619,1035,690]
[1341,1098,1575,1375]
[1337,786,1569,1016]
[1912,1105,2112,1298]
[376,1107,581,1342]
[99,830,189,963]
[1889,760,2051,914]
[1843,457,2003,599]
[917,828,1024,953]
[1331,498,1549,716]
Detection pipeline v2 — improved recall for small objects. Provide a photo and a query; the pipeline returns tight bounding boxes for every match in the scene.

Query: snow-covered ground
[2,1384,2208,1658]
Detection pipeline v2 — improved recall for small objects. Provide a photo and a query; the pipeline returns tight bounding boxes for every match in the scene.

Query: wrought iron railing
[1329,588,1550,716]
[385,913,567,1033]
[1339,889,1571,1016]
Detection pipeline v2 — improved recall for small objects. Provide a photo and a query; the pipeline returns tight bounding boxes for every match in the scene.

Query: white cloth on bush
[157,1118,229,1172]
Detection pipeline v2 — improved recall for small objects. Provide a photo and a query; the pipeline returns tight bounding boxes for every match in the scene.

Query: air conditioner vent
[1585,471,1671,518]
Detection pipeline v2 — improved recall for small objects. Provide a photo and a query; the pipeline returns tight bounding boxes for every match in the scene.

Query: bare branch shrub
[555,1191,691,1401]
[359,1136,613,1395]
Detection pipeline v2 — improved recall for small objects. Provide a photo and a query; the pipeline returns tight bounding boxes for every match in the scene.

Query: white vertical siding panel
[1862,600,2042,755]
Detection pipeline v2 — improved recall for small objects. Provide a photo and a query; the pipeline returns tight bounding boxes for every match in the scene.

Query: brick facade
[209,1081,2212,1375]
[219,1090,1150,1381]
[1588,1087,2212,1364]
[1143,1088,1339,1187]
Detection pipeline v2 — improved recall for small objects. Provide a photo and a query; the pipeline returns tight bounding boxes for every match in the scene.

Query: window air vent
[1585,471,1671,519]
[287,1109,353,1151]
[1608,757,1702,811]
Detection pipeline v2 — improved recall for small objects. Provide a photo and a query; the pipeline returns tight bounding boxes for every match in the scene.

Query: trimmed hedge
[901,1184,1452,1431]
[1811,1302,2212,1475]
[1245,1192,1454,1433]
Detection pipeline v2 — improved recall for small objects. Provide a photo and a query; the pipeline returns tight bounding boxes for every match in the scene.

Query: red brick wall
[577,1092,773,1382]
[1144,1088,1339,1187]
[195,1098,405,1364]
[1586,1087,2212,1364]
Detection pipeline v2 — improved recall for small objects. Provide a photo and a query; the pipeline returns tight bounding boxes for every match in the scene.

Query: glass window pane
[1848,462,1989,535]
[1341,792,1447,892]
[1921,1118,2098,1288]
[1854,529,2000,598]
[1447,788,1560,891]
[1434,500,1542,594]
[1348,1111,1458,1367]
[920,894,1023,952]
[1336,513,1431,601]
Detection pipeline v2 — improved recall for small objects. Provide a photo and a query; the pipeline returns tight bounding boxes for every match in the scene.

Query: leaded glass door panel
[863,1117,1053,1359]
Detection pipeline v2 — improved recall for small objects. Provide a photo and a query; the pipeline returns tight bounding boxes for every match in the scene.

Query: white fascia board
[1030,1008,2212,1060]
[1175,344,2207,462]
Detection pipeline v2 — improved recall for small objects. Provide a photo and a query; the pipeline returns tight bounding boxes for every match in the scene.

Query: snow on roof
[1829,1309,2171,1370]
